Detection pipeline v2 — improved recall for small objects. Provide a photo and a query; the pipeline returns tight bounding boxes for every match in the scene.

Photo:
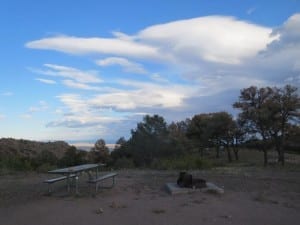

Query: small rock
[96,208,104,214]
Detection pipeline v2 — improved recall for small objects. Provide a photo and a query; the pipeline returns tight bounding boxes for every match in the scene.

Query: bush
[150,155,213,170]
[58,146,87,167]
[31,150,58,169]
[194,157,213,169]
[36,163,56,173]
[0,156,33,171]
[113,157,135,169]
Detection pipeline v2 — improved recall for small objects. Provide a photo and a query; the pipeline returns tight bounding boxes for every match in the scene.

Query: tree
[210,112,236,162]
[233,85,300,166]
[90,139,110,163]
[33,149,58,168]
[271,85,300,165]
[111,137,131,161]
[128,114,169,166]
[59,146,85,167]
[115,137,127,147]
[285,124,300,152]
[187,114,212,157]
[187,112,236,162]
[232,118,247,161]
[168,119,193,156]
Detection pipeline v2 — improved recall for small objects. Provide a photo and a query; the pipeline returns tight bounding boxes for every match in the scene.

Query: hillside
[0,138,70,159]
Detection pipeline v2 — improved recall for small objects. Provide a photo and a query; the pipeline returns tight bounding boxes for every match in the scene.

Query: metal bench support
[88,173,117,193]
[44,174,76,194]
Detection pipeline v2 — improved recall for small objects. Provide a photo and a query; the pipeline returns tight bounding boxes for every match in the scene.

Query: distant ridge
[0,138,71,159]
[72,142,118,152]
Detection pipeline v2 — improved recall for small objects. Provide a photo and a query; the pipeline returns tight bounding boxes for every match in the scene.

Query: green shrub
[36,163,56,173]
[0,156,33,171]
[151,155,213,170]
[195,157,213,169]
[113,157,135,169]
[31,150,58,170]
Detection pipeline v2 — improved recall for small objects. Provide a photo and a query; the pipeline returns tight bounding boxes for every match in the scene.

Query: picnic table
[46,163,105,194]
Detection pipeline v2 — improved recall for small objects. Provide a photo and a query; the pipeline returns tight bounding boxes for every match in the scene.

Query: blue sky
[0,0,299,145]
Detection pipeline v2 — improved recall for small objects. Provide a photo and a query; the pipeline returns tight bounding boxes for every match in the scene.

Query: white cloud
[20,101,49,120]
[0,114,5,120]
[35,78,56,84]
[138,16,276,65]
[48,78,198,130]
[96,57,147,74]
[46,117,114,128]
[26,35,159,59]
[47,94,127,129]
[30,64,105,90]
[24,14,300,141]
[26,16,275,65]
[29,101,48,113]
[56,94,89,114]
[151,73,168,83]
[30,64,102,83]
[56,77,198,114]
[62,79,101,91]
[244,13,300,85]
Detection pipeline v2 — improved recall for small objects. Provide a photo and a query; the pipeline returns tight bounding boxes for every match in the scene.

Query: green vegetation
[0,155,32,171]
[150,155,213,170]
[110,85,299,169]
[1,85,299,172]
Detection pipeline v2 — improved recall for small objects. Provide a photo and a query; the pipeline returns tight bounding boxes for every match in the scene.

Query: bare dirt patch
[0,168,299,225]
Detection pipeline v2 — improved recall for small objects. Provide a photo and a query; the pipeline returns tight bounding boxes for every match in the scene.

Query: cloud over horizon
[25,14,300,141]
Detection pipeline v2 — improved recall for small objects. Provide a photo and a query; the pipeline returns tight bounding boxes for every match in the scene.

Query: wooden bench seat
[88,172,117,192]
[44,174,76,193]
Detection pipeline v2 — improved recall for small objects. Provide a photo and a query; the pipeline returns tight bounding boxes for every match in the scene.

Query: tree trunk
[263,148,268,167]
[275,136,285,166]
[279,134,285,166]
[216,146,220,158]
[278,148,285,166]
[226,146,232,163]
[279,121,286,166]
[233,148,239,161]
[261,135,268,167]
[199,147,204,158]
[274,137,281,163]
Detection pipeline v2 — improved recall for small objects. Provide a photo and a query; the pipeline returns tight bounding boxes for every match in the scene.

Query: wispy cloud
[150,73,169,83]
[30,64,102,83]
[29,101,48,113]
[26,35,159,59]
[1,92,13,96]
[47,77,196,130]
[20,101,49,120]
[20,114,32,119]
[29,64,104,91]
[96,57,147,74]
[47,94,128,128]
[247,7,256,15]
[35,78,56,84]
[0,114,5,120]
[62,80,101,91]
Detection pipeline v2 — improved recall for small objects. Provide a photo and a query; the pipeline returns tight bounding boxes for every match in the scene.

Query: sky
[0,0,299,145]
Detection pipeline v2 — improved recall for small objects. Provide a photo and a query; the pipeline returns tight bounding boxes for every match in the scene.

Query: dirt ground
[0,168,299,225]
